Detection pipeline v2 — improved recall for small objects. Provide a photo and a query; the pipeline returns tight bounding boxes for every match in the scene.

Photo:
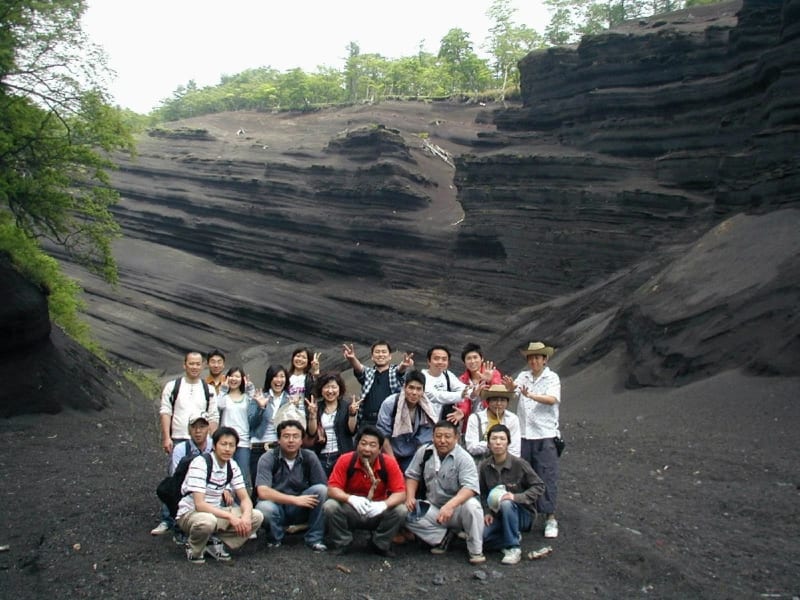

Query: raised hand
[446,407,465,425]
[481,360,495,382]
[311,352,321,373]
[401,352,415,369]
[349,394,363,416]
[342,343,356,360]
[305,395,318,417]
[501,374,516,392]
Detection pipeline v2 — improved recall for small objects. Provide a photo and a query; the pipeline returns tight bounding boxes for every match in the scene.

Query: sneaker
[307,542,327,552]
[544,518,559,539]
[468,553,487,565]
[186,547,205,564]
[205,541,232,562]
[248,530,258,540]
[172,532,188,546]
[456,531,468,540]
[501,547,522,565]
[150,522,170,536]
[266,541,281,549]
[430,530,454,555]
[285,523,309,534]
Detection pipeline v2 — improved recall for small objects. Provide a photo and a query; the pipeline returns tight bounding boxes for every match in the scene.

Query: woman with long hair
[305,372,358,476]
[247,364,290,486]
[217,366,257,487]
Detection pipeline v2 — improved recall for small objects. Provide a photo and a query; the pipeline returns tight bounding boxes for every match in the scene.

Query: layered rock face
[24,0,798,403]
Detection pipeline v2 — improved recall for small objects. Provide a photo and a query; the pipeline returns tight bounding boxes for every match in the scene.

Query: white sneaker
[544,518,559,539]
[501,547,522,565]
[150,522,170,536]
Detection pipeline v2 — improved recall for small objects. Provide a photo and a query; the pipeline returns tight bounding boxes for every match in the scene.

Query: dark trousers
[521,438,559,514]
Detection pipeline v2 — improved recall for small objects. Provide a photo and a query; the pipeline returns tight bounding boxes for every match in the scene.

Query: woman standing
[287,347,320,401]
[217,366,257,487]
[305,372,358,476]
[248,364,290,486]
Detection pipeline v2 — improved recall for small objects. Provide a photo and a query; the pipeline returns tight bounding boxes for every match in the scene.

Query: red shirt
[328,451,405,501]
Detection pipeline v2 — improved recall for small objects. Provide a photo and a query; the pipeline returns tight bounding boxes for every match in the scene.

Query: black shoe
[430,530,454,555]
[335,543,353,556]
[368,541,396,558]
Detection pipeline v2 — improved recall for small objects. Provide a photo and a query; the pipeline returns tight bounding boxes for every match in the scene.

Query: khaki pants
[323,499,408,551]
[405,496,484,555]
[177,506,264,558]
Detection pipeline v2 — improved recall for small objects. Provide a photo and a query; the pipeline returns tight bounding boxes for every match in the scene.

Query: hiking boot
[430,530,454,555]
[205,541,232,562]
[501,547,522,565]
[307,542,327,552]
[544,518,559,539]
[468,553,487,565]
[186,547,205,564]
[150,522,170,536]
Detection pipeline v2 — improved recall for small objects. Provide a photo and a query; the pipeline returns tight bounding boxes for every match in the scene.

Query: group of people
[152,340,562,566]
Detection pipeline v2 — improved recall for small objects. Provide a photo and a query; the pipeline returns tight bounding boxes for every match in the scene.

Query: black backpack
[345,452,389,487]
[156,450,233,517]
[415,446,435,499]
[169,377,211,410]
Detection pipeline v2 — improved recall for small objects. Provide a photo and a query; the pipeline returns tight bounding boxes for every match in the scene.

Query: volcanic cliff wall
[21,0,800,398]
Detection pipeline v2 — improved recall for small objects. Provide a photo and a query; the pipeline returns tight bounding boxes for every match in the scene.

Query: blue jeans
[483,500,532,550]
[233,446,251,489]
[255,483,327,544]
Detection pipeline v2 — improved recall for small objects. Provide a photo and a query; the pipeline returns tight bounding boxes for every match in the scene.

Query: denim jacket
[248,391,291,440]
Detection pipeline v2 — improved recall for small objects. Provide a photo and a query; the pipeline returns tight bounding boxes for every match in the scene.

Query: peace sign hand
[401,352,415,369]
[305,395,318,416]
[349,394,363,416]
[342,343,356,359]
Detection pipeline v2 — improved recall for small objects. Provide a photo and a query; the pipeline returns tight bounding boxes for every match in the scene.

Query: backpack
[345,452,389,487]
[169,377,211,410]
[415,446,435,499]
[156,451,233,517]
[270,447,313,484]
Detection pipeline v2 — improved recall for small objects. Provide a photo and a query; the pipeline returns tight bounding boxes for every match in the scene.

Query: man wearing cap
[152,414,220,539]
[502,341,561,539]
[479,424,544,565]
[465,385,521,461]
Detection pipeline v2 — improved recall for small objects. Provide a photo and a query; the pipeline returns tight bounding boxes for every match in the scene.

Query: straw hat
[479,384,515,401]
[520,342,554,358]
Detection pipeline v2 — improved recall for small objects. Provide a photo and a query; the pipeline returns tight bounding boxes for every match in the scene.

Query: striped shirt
[176,453,245,518]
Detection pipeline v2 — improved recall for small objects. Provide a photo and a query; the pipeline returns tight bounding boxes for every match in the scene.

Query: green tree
[486,0,544,99]
[1,0,134,283]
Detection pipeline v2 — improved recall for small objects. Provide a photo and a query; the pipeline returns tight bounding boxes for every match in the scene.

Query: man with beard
[324,425,408,557]
[404,420,486,565]
[503,342,561,539]
[176,426,263,564]
[342,341,414,429]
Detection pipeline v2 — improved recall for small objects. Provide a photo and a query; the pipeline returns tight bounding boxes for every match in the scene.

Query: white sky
[83,0,550,114]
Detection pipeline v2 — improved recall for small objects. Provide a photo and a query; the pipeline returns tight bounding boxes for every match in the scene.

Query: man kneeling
[254,420,328,552]
[480,424,544,565]
[176,426,263,564]
[324,426,407,556]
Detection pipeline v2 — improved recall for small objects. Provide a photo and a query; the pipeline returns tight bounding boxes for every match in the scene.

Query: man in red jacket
[324,425,408,557]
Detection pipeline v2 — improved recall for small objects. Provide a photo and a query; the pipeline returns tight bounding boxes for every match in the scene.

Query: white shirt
[513,366,561,439]
[159,377,219,440]
[422,369,465,419]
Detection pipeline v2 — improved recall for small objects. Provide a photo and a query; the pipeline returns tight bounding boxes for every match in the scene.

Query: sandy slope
[1,353,796,599]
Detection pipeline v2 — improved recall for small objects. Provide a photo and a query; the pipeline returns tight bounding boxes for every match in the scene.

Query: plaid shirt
[355,364,403,421]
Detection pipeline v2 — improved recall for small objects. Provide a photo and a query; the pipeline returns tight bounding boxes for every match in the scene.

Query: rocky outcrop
[10,0,797,406]
[0,256,129,416]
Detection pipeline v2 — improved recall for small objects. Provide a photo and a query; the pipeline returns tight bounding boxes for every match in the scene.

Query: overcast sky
[82,0,550,114]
